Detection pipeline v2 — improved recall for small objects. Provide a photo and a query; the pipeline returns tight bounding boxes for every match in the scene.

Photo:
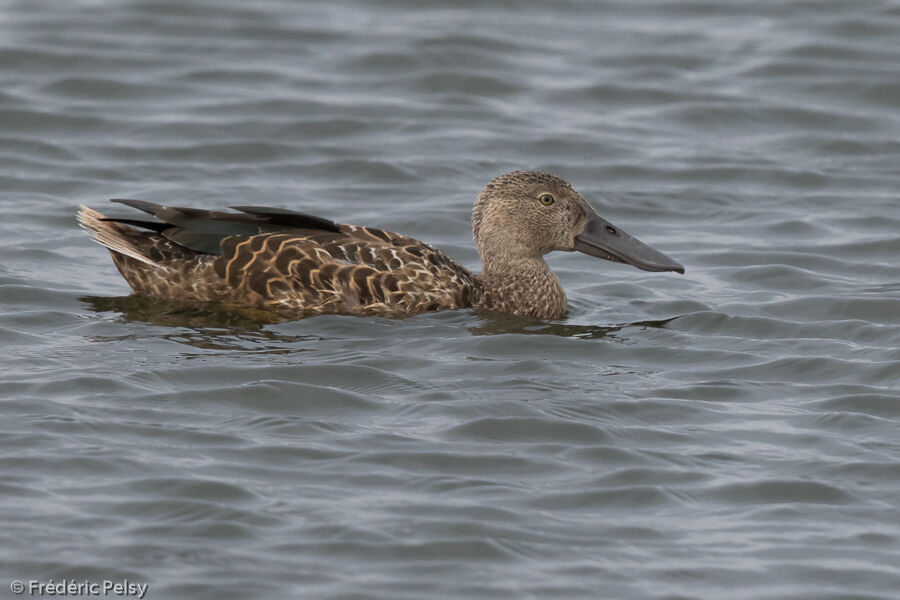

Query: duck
[77,171,684,320]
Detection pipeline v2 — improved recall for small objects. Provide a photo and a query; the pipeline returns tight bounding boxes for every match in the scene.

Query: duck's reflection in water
[467,312,680,339]
[80,295,320,355]
[81,294,681,354]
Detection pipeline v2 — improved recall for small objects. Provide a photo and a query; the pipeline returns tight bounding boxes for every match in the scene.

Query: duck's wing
[107,199,343,255]
[98,200,480,314]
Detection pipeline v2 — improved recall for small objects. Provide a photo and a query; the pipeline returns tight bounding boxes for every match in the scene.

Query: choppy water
[2,1,899,598]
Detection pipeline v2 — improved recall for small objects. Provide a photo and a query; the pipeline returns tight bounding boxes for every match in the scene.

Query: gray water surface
[2,1,899,599]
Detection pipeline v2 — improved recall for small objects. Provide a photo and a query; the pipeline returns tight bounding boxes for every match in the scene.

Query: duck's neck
[475,254,567,320]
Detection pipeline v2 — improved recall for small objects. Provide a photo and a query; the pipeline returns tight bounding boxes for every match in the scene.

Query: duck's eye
[539,193,555,206]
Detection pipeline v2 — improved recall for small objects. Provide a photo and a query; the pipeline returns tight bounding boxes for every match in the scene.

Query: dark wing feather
[111,198,165,215]
[162,230,236,255]
[99,217,169,233]
[107,200,345,256]
[230,206,342,233]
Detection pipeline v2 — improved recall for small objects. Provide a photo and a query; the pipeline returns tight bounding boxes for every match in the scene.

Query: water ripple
[1,0,899,599]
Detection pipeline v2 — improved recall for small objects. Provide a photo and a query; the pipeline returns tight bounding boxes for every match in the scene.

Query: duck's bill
[574,213,684,274]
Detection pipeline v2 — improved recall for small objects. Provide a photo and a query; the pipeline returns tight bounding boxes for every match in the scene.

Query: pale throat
[477,248,567,316]
[473,223,568,317]
[476,231,551,273]
[480,251,551,277]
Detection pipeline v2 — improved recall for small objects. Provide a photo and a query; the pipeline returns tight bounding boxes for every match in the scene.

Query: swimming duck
[78,171,683,320]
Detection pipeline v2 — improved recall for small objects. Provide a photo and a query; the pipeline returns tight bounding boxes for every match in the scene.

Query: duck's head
[473,171,684,274]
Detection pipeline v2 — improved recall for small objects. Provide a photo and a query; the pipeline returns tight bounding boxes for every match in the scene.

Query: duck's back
[78,201,482,316]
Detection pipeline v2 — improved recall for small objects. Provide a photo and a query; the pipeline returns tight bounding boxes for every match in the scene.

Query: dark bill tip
[574,213,684,274]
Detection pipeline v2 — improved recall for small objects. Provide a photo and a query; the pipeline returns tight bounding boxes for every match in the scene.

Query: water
[1,1,899,598]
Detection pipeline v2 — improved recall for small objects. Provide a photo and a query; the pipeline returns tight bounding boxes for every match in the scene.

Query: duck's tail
[77,205,159,267]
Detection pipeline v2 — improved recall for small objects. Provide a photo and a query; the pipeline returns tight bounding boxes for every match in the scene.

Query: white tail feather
[77,204,158,267]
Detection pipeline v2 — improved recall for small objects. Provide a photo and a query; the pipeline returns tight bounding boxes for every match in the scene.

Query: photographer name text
[9,580,148,599]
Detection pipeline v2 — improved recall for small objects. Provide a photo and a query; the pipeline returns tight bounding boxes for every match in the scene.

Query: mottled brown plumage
[78,171,684,320]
